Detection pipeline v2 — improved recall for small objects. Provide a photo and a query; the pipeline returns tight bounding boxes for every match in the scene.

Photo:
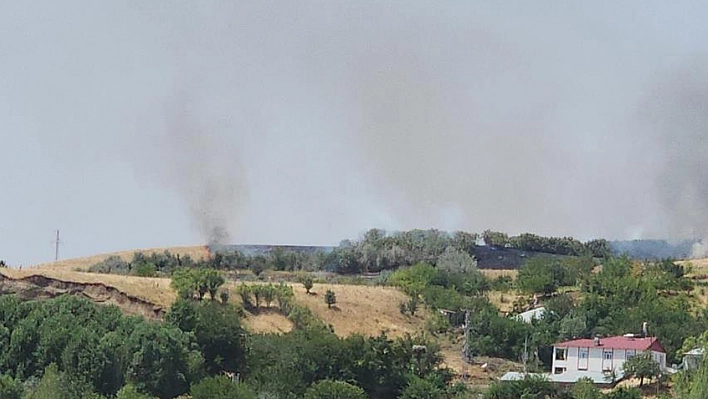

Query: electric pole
[52,230,62,262]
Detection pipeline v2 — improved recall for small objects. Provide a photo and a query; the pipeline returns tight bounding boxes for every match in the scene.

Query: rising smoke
[158,98,244,246]
[125,3,708,251]
[644,59,708,257]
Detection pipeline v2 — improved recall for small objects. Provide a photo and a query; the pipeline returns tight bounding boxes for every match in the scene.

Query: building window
[604,350,613,360]
[554,367,565,374]
[626,350,636,360]
[579,348,588,359]
[555,348,567,361]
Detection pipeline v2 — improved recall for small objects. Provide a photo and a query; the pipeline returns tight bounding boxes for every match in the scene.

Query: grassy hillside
[30,245,210,272]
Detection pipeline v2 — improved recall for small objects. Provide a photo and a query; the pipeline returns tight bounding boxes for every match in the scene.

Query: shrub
[324,290,337,309]
[304,380,366,399]
[301,276,314,294]
[135,262,157,277]
[190,376,257,399]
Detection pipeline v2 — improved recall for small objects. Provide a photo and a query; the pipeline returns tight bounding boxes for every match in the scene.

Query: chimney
[642,322,648,338]
[594,337,601,346]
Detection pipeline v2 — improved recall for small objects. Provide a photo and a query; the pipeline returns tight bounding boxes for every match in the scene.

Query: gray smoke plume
[157,98,244,246]
[643,59,708,257]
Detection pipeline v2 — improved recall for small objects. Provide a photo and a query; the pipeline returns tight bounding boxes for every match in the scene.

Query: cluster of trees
[170,267,226,300]
[481,231,611,258]
[463,256,706,372]
[0,290,467,399]
[485,375,644,399]
[90,229,612,278]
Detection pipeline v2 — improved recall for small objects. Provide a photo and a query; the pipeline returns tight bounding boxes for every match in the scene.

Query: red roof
[555,336,665,353]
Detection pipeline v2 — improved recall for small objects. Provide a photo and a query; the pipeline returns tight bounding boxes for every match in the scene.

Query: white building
[514,307,546,324]
[550,335,666,384]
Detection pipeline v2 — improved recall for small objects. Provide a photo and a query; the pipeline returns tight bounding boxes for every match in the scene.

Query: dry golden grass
[0,268,177,308]
[479,269,517,279]
[224,281,429,338]
[10,248,431,338]
[29,246,210,272]
[293,282,428,337]
[244,310,293,334]
[487,290,521,313]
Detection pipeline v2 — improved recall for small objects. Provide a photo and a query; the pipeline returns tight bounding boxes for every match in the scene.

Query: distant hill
[609,239,696,260]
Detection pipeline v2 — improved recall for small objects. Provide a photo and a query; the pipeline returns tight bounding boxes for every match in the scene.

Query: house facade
[551,335,666,384]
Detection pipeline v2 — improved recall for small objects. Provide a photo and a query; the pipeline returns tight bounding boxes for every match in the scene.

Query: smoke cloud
[140,3,708,249]
[643,60,708,257]
[8,1,708,265]
[156,97,244,245]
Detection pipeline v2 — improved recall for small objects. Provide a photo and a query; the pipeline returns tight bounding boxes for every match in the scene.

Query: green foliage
[324,290,337,309]
[190,376,257,399]
[304,380,367,399]
[0,373,23,399]
[571,377,603,399]
[484,374,559,399]
[134,263,157,278]
[465,299,530,358]
[622,352,660,386]
[390,263,441,296]
[167,300,246,375]
[170,268,225,301]
[517,257,576,295]
[115,384,156,399]
[482,230,510,248]
[605,386,642,399]
[302,276,314,294]
[24,363,99,399]
[436,247,477,274]
[123,321,198,398]
[400,375,446,399]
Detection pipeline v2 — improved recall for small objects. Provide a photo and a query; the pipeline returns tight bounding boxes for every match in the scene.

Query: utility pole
[52,230,62,262]
[463,309,473,364]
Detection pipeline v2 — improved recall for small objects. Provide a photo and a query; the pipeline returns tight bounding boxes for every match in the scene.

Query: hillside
[15,249,429,338]
[30,245,210,272]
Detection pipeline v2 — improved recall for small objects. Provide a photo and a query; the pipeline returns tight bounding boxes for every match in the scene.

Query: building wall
[551,346,666,377]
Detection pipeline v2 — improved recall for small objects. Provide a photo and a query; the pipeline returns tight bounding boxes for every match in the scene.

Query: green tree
[116,384,156,399]
[134,263,157,277]
[605,386,641,399]
[622,352,660,387]
[0,373,23,399]
[571,377,602,399]
[304,380,366,399]
[517,258,568,295]
[324,290,337,309]
[25,363,99,399]
[302,276,314,294]
[123,322,197,399]
[190,376,257,399]
[204,269,226,300]
[436,247,477,274]
[400,376,444,399]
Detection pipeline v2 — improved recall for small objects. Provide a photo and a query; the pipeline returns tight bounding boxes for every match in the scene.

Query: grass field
[16,247,529,378]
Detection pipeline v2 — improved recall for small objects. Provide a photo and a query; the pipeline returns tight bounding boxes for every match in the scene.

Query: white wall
[552,346,666,376]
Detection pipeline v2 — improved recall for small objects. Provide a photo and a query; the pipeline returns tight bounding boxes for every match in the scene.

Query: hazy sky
[2,1,708,265]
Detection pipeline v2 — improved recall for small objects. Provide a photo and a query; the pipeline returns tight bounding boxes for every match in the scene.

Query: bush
[190,376,257,399]
[301,276,314,294]
[324,290,337,309]
[304,380,367,399]
[135,262,157,277]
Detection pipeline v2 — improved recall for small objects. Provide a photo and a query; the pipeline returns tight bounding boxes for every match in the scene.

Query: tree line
[89,229,612,278]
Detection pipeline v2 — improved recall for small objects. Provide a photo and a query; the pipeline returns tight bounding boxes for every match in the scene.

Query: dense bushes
[245,329,451,399]
[482,230,611,258]
[0,295,202,398]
